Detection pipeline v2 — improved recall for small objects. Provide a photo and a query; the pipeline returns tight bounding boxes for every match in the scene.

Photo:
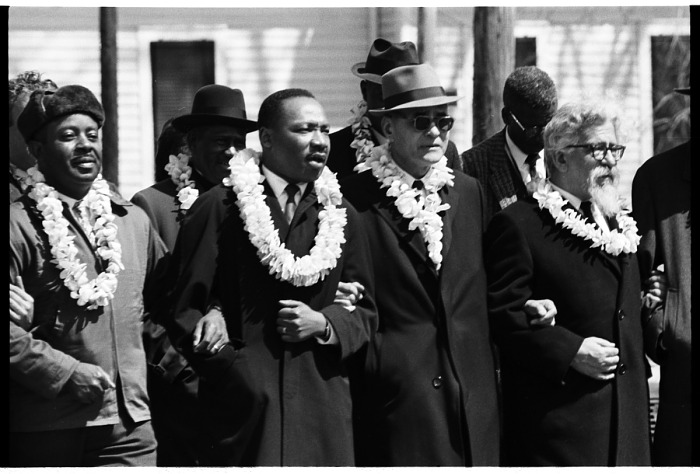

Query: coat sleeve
[318,201,378,362]
[484,209,583,384]
[160,188,237,380]
[631,162,665,362]
[9,208,80,399]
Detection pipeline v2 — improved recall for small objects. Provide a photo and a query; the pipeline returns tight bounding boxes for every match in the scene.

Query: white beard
[588,166,621,217]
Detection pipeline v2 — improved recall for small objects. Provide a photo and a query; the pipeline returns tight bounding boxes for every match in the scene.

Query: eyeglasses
[564,143,626,162]
[508,110,546,138]
[403,115,455,132]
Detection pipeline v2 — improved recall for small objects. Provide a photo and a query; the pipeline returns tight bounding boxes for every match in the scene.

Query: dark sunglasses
[564,143,626,162]
[508,109,546,138]
[403,115,455,132]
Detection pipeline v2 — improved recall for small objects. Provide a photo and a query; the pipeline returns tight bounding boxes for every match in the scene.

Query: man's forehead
[281,97,327,123]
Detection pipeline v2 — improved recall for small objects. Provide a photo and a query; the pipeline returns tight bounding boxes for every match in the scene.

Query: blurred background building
[8,6,689,201]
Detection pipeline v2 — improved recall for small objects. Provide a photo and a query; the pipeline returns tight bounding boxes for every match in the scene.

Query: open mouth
[307,153,327,168]
[72,156,97,171]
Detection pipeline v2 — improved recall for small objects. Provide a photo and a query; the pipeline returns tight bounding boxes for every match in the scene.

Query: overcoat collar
[366,172,458,278]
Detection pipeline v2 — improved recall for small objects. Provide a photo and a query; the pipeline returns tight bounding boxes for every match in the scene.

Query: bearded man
[484,102,651,466]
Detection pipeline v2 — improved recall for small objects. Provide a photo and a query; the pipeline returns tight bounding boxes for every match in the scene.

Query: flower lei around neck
[356,143,454,270]
[223,148,347,287]
[10,163,42,193]
[348,100,375,172]
[164,153,199,212]
[533,180,640,256]
[28,167,125,309]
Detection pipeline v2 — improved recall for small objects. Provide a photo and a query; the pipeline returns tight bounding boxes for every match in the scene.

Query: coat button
[432,376,442,389]
[617,309,625,320]
[618,363,627,375]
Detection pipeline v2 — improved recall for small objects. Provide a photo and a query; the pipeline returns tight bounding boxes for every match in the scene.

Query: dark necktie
[284,183,300,224]
[580,200,595,224]
[525,154,539,180]
[412,179,424,199]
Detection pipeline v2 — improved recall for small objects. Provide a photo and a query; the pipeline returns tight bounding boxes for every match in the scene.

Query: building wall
[8,6,690,201]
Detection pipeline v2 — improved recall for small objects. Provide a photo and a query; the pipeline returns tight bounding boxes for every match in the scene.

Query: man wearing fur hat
[327,38,462,180]
[341,63,499,466]
[9,85,168,466]
[130,84,258,466]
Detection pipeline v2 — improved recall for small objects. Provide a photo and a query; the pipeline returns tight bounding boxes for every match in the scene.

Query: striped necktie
[284,183,300,224]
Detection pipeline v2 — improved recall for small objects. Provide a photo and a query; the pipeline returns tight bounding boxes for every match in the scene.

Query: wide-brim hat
[369,64,461,114]
[351,38,420,84]
[17,84,104,142]
[172,84,258,133]
[674,87,690,95]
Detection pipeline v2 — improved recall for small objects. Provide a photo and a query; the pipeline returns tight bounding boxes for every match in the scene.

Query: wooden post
[418,7,437,65]
[100,7,119,188]
[472,7,514,146]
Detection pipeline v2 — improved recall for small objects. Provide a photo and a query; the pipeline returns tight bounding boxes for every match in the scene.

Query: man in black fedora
[341,63,500,466]
[131,83,257,466]
[326,38,462,180]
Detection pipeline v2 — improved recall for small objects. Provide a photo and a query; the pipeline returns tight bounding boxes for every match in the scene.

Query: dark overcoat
[341,170,500,466]
[485,197,651,466]
[632,141,692,465]
[461,128,528,222]
[328,124,462,180]
[163,180,377,467]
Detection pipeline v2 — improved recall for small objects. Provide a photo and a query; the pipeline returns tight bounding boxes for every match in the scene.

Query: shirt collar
[505,127,528,168]
[550,182,582,210]
[260,165,309,202]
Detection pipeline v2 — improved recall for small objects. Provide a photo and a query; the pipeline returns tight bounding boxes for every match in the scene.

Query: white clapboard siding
[8,6,689,201]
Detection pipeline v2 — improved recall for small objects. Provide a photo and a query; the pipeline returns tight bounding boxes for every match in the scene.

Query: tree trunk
[100,7,119,188]
[472,7,514,146]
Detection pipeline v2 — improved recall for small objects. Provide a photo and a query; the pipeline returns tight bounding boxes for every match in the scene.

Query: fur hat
[172,84,258,133]
[369,64,461,114]
[351,38,420,84]
[17,85,104,142]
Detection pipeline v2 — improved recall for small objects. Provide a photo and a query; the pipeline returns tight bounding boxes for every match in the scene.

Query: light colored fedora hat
[369,64,461,114]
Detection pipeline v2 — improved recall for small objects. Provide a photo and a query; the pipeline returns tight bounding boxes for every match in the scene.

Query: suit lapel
[488,132,523,210]
[438,182,461,266]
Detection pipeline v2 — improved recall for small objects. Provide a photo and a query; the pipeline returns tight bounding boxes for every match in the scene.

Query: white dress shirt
[505,128,546,184]
[550,182,610,233]
[260,164,338,345]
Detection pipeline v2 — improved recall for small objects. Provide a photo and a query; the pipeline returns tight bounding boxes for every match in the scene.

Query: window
[651,35,690,155]
[516,37,537,68]
[151,41,215,181]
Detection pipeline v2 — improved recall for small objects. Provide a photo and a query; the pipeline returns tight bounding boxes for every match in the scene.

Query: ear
[380,115,393,140]
[259,126,273,150]
[550,150,568,173]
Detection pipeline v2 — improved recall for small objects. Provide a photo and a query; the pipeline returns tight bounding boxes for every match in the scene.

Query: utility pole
[418,7,437,65]
[100,7,119,188]
[472,7,514,145]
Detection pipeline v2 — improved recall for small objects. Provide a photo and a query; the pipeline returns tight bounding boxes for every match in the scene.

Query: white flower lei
[533,180,640,256]
[223,149,347,287]
[10,163,42,193]
[164,152,200,212]
[348,100,375,172]
[356,143,454,270]
[28,167,125,309]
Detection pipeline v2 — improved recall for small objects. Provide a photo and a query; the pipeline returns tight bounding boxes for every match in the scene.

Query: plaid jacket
[461,128,527,222]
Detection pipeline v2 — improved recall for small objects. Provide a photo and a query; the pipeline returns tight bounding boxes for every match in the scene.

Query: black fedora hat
[351,38,420,85]
[172,84,258,133]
